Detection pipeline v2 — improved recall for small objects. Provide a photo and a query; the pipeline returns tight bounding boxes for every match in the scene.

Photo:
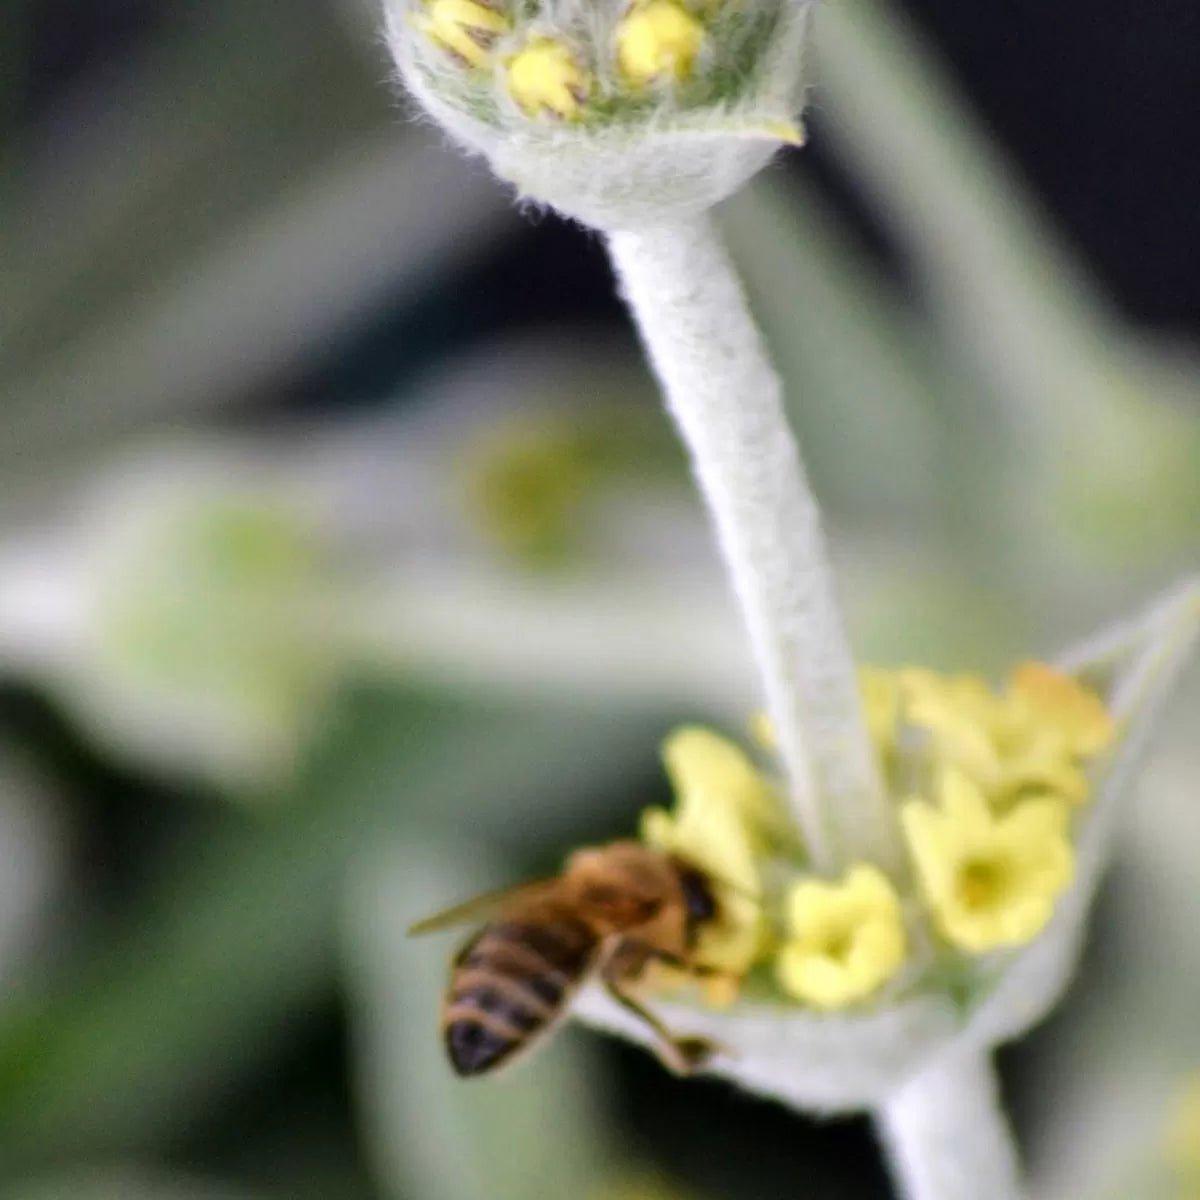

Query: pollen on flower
[901,769,1075,953]
[507,39,590,120]
[640,727,776,977]
[616,0,705,87]
[776,864,907,1010]
[417,0,509,68]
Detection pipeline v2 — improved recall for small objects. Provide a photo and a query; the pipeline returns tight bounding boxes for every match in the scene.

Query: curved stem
[877,1051,1024,1200]
[606,214,898,875]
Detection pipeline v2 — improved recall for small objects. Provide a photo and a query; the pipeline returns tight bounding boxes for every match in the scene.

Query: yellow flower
[616,0,705,87]
[417,0,509,68]
[897,668,1006,786]
[901,770,1075,953]
[1008,661,1115,759]
[775,865,907,1010]
[641,727,774,974]
[988,725,1091,809]
[875,664,1112,811]
[507,39,590,120]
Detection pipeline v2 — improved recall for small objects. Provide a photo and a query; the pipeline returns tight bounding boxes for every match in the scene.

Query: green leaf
[343,839,613,1200]
[0,685,657,1173]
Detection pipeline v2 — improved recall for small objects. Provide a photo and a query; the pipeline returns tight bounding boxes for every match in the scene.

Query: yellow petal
[776,864,907,1009]
[901,771,1075,954]
[1009,661,1115,758]
[642,727,776,975]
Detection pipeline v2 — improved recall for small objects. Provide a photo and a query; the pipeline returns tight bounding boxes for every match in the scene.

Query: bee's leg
[599,968,719,1076]
[627,946,741,1005]
[634,947,725,978]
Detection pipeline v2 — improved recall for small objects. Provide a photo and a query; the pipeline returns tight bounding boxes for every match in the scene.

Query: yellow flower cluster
[417,0,708,120]
[867,662,1114,810]
[638,661,1114,1012]
[879,662,1113,953]
[641,725,909,1008]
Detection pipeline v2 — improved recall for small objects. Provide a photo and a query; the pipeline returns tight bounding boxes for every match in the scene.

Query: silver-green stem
[877,1051,1024,1200]
[606,213,898,876]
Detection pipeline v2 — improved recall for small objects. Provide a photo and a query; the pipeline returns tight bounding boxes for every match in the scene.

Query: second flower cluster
[640,662,1115,1012]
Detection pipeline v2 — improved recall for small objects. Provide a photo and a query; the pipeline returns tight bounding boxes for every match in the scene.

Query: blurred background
[1,1,1198,1197]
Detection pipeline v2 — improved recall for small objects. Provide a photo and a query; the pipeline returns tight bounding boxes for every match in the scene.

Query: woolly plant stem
[606,214,897,876]
[877,1051,1024,1200]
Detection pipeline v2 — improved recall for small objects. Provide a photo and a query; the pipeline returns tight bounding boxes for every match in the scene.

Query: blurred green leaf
[0,684,659,1176]
[3,1167,260,1200]
[723,175,948,534]
[344,839,612,1200]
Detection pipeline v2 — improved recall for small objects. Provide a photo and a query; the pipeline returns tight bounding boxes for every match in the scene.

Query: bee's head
[675,862,717,932]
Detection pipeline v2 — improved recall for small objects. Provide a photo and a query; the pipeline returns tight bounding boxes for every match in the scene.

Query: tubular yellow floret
[776,864,907,1010]
[865,662,1112,811]
[901,769,1075,953]
[418,0,508,67]
[616,0,705,87]
[507,39,590,120]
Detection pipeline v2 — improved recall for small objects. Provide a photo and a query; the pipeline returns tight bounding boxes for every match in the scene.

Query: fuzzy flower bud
[776,865,907,1009]
[384,0,811,226]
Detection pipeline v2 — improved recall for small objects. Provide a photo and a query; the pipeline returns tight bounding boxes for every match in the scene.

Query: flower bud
[384,0,811,227]
[507,38,590,119]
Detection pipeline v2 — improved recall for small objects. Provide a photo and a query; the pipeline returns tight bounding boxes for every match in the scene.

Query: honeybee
[410,840,727,1078]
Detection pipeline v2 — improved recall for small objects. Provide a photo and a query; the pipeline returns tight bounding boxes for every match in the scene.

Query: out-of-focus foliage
[0,0,1196,1196]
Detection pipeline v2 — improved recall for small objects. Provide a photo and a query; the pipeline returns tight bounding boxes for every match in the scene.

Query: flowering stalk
[608,215,1027,1199]
[380,1,1200,1197]
[608,215,896,877]
[879,1050,1023,1200]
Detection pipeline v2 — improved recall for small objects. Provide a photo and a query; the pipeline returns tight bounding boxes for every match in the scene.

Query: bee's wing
[407,878,560,936]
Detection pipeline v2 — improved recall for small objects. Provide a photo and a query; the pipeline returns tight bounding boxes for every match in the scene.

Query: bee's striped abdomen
[444,915,596,1077]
